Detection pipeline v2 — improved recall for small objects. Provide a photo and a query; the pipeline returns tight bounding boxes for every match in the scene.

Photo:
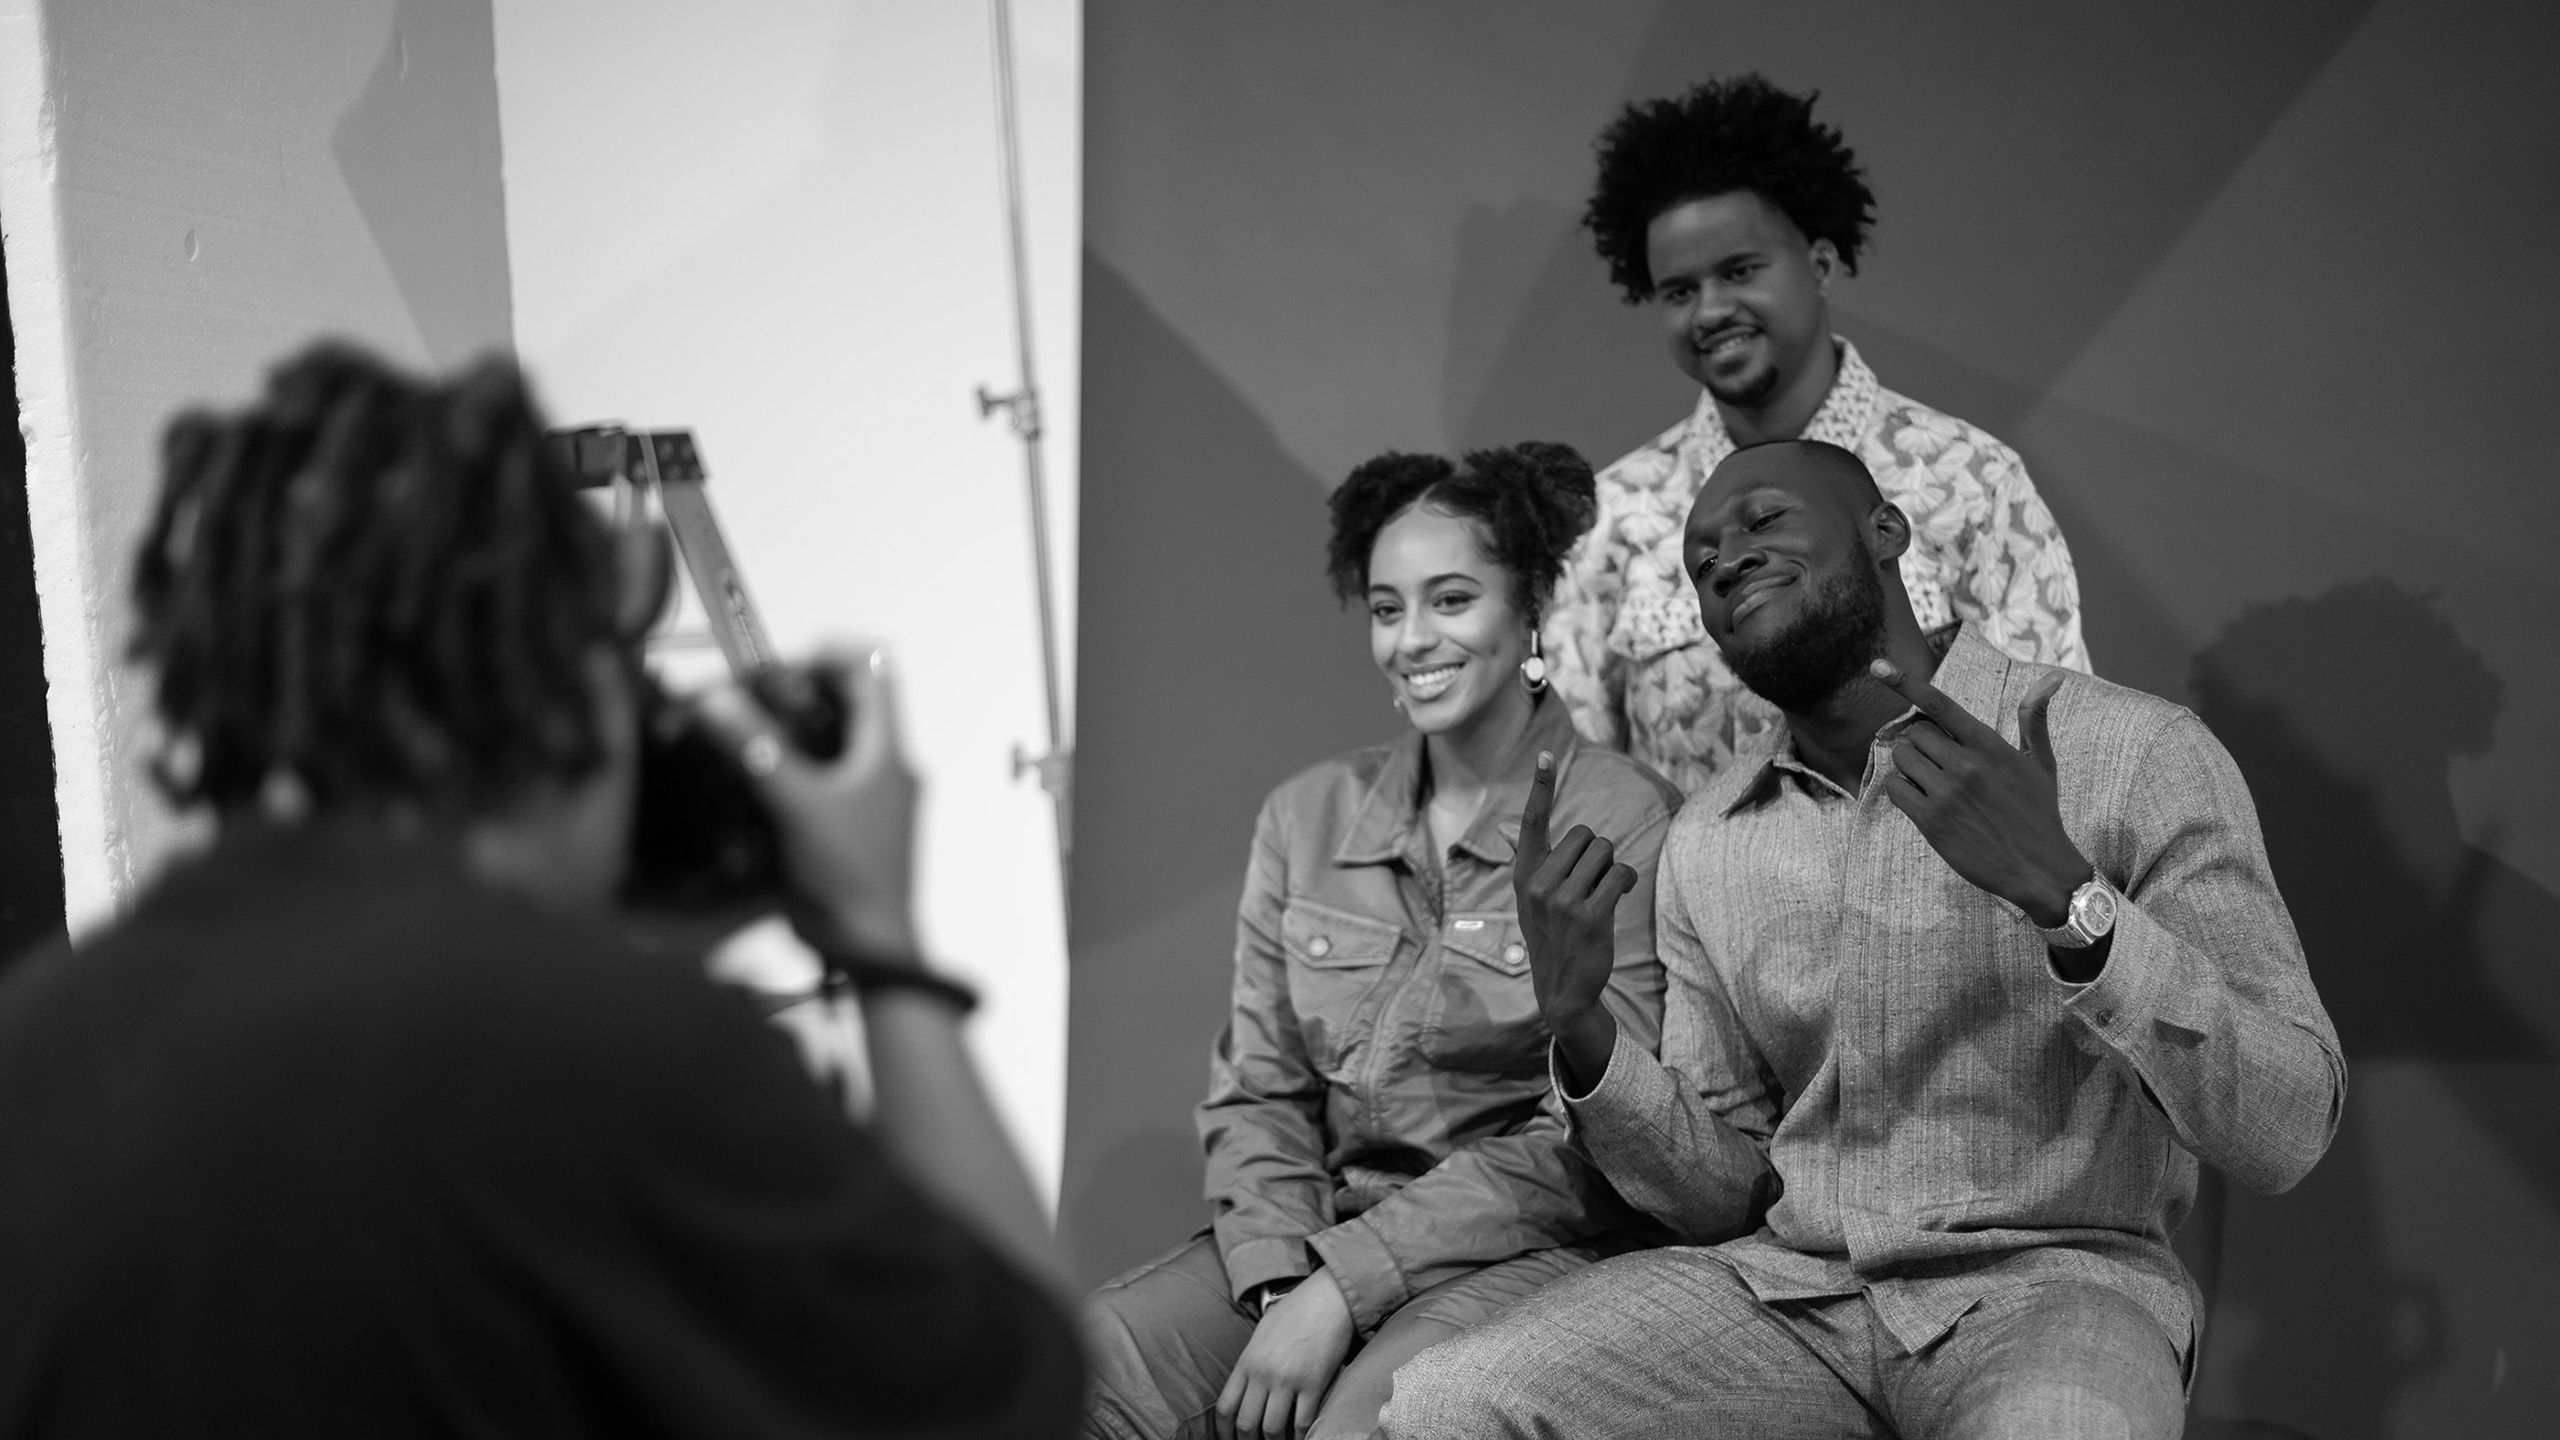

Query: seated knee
[1072,1298,1162,1417]
[1374,1331,1537,1440]
[1972,1380,2140,1440]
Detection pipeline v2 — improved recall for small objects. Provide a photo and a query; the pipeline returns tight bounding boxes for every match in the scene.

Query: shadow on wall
[2197,580,2555,1071]
[2188,578,2560,1439]
[1061,253,1392,1286]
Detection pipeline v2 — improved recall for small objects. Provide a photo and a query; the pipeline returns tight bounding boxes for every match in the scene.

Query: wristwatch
[2037,876,2119,950]
[1245,1276,1304,1319]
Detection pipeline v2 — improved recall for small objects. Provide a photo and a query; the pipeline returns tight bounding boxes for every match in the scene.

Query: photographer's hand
[697,645,1063,1291]
[697,642,918,959]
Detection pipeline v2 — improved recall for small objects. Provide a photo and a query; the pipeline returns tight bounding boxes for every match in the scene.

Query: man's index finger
[1868,657,1996,744]
[2017,671,2064,776]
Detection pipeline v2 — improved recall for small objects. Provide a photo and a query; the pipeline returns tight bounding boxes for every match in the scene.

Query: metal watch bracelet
[1246,1276,1305,1319]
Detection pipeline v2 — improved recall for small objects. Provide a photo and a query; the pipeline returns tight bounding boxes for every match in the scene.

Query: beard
[1702,358,1780,410]
[1723,548,1888,714]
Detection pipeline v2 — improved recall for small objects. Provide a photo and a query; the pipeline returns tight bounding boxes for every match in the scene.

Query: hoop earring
[1519,631,1550,694]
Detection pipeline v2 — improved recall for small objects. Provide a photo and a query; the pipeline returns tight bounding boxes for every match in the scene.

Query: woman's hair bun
[1469,440,1596,571]
[1325,440,1600,621]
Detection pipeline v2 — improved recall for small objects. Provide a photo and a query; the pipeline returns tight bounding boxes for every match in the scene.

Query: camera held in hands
[547,424,849,914]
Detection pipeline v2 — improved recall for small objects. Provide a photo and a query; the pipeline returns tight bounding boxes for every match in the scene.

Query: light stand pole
[976,0,1072,869]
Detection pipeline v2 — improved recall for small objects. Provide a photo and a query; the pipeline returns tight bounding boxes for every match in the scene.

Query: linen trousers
[1377,1246,2187,1440]
[1082,1234,1594,1440]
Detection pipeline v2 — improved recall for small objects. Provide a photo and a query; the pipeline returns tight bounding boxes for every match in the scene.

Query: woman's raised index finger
[1516,750,1558,864]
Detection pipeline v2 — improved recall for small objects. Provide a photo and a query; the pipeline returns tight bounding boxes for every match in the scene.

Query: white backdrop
[492,0,1082,1200]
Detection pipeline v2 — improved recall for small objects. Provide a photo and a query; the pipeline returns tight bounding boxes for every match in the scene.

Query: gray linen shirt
[1564,624,2345,1358]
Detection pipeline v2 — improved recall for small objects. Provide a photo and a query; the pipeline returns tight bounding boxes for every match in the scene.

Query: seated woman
[1083,442,1683,1440]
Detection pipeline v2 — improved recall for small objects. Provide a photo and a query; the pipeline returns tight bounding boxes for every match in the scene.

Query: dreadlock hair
[130,341,625,817]
[1583,73,1877,303]
[1325,440,1598,623]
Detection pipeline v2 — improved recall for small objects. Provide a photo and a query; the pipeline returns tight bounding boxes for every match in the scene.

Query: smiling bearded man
[1382,441,2342,1440]
[1715,519,1886,717]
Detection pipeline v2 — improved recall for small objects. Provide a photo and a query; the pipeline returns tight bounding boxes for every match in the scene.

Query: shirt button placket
[1839,774,1894,1262]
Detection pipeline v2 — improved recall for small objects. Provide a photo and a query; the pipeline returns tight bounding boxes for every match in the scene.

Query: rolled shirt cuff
[1307,1218,1408,1335]
[1552,1024,1664,1136]
[2058,896,2211,1051]
[1221,1235,1313,1306]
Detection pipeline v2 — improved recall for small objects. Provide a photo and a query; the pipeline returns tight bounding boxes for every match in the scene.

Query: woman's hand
[1215,1269,1356,1440]
[1512,751,1636,1091]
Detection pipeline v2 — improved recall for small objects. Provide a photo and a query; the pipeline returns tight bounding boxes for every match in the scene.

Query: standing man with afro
[1544,74,2090,793]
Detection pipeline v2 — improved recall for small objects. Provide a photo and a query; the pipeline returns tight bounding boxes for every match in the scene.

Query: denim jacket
[1199,696,1681,1333]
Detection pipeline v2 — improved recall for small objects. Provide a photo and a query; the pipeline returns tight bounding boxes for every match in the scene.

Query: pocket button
[1308,935,1332,958]
[1503,942,1526,964]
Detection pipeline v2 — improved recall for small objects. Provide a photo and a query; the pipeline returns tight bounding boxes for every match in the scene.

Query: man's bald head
[1699,440,1881,526]
[1685,439,1896,581]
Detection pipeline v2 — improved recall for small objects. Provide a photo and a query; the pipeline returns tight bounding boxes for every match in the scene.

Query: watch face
[2078,883,2117,935]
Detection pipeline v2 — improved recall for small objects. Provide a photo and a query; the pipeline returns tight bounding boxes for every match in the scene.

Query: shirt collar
[1684,337,1882,460]
[1892,620,2011,730]
[1333,694,1583,868]
[1721,620,1992,815]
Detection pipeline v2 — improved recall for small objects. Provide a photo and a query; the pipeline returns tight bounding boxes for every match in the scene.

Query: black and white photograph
[0,4,2550,1437]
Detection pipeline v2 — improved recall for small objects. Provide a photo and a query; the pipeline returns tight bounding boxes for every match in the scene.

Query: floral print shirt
[1543,340,2089,794]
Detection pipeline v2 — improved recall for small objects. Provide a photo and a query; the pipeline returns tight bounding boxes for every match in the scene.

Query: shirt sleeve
[1957,440,2092,674]
[2053,710,2346,1194]
[1543,473,1634,751]
[1197,795,1335,1300]
[1303,804,1673,1334]
[1559,840,1781,1244]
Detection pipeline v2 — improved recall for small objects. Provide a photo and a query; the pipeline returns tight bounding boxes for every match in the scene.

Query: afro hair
[1584,73,1876,303]
[1325,440,1598,622]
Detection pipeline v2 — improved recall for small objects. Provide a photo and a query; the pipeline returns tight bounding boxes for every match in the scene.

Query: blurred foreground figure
[0,344,1081,1438]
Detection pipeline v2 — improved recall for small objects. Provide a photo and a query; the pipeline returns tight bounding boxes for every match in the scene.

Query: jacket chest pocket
[1280,901,1403,1073]
[1422,912,1548,1076]
[1608,587,1707,669]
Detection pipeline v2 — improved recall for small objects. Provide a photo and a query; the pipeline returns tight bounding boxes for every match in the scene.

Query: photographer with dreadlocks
[0,343,1083,1437]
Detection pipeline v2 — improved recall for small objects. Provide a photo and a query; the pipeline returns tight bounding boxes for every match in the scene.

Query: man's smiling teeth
[1404,663,1462,699]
